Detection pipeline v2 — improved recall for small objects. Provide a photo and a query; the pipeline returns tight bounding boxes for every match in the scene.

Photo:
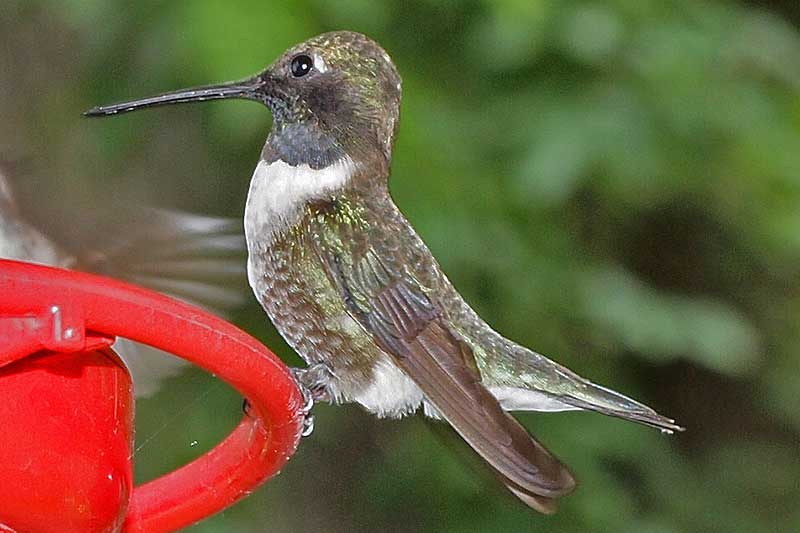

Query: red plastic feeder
[0,259,305,532]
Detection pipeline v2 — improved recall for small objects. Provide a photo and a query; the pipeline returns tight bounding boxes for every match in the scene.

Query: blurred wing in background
[73,207,247,317]
[0,164,248,397]
[73,208,248,397]
[0,164,72,267]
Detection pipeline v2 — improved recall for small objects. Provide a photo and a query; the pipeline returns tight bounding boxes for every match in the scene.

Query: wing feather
[315,232,575,509]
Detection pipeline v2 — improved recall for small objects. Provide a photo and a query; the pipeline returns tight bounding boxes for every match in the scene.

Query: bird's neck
[245,122,392,253]
[262,119,392,172]
[261,121,345,170]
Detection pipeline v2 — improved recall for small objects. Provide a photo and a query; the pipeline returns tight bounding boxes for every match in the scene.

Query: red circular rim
[0,259,305,533]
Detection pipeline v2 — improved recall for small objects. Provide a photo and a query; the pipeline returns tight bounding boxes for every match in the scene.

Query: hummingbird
[86,31,683,512]
[0,163,247,397]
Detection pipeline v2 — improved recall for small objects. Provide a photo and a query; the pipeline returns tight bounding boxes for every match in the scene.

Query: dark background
[2,1,799,531]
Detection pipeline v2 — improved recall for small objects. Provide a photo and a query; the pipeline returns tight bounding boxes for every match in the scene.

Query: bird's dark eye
[290,54,313,78]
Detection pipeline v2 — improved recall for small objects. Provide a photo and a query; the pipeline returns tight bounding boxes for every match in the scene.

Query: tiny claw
[290,366,322,438]
[244,381,315,437]
[301,386,314,415]
[301,414,315,437]
[242,398,254,417]
[290,363,334,403]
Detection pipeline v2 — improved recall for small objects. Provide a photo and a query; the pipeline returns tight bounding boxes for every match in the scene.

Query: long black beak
[83,75,266,117]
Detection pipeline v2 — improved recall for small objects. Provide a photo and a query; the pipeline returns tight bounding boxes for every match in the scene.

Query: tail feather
[496,350,684,433]
[504,481,558,514]
[557,381,684,433]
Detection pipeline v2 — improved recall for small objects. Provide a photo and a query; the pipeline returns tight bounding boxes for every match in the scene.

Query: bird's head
[86,31,402,169]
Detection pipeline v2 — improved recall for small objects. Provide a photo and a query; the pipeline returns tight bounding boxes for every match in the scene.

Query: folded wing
[315,237,575,512]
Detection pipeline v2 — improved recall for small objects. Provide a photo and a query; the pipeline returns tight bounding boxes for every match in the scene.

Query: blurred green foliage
[2,0,799,531]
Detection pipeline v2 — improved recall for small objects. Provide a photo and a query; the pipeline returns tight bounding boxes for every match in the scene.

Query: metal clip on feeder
[0,259,305,532]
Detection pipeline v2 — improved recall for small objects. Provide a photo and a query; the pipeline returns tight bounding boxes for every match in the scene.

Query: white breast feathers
[244,156,357,247]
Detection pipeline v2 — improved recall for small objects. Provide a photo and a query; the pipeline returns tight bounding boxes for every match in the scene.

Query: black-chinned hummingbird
[86,31,682,512]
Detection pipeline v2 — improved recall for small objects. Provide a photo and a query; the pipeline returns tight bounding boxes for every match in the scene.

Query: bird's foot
[290,363,334,437]
[291,363,334,402]
[240,363,332,438]
[295,384,316,438]
[243,395,315,437]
